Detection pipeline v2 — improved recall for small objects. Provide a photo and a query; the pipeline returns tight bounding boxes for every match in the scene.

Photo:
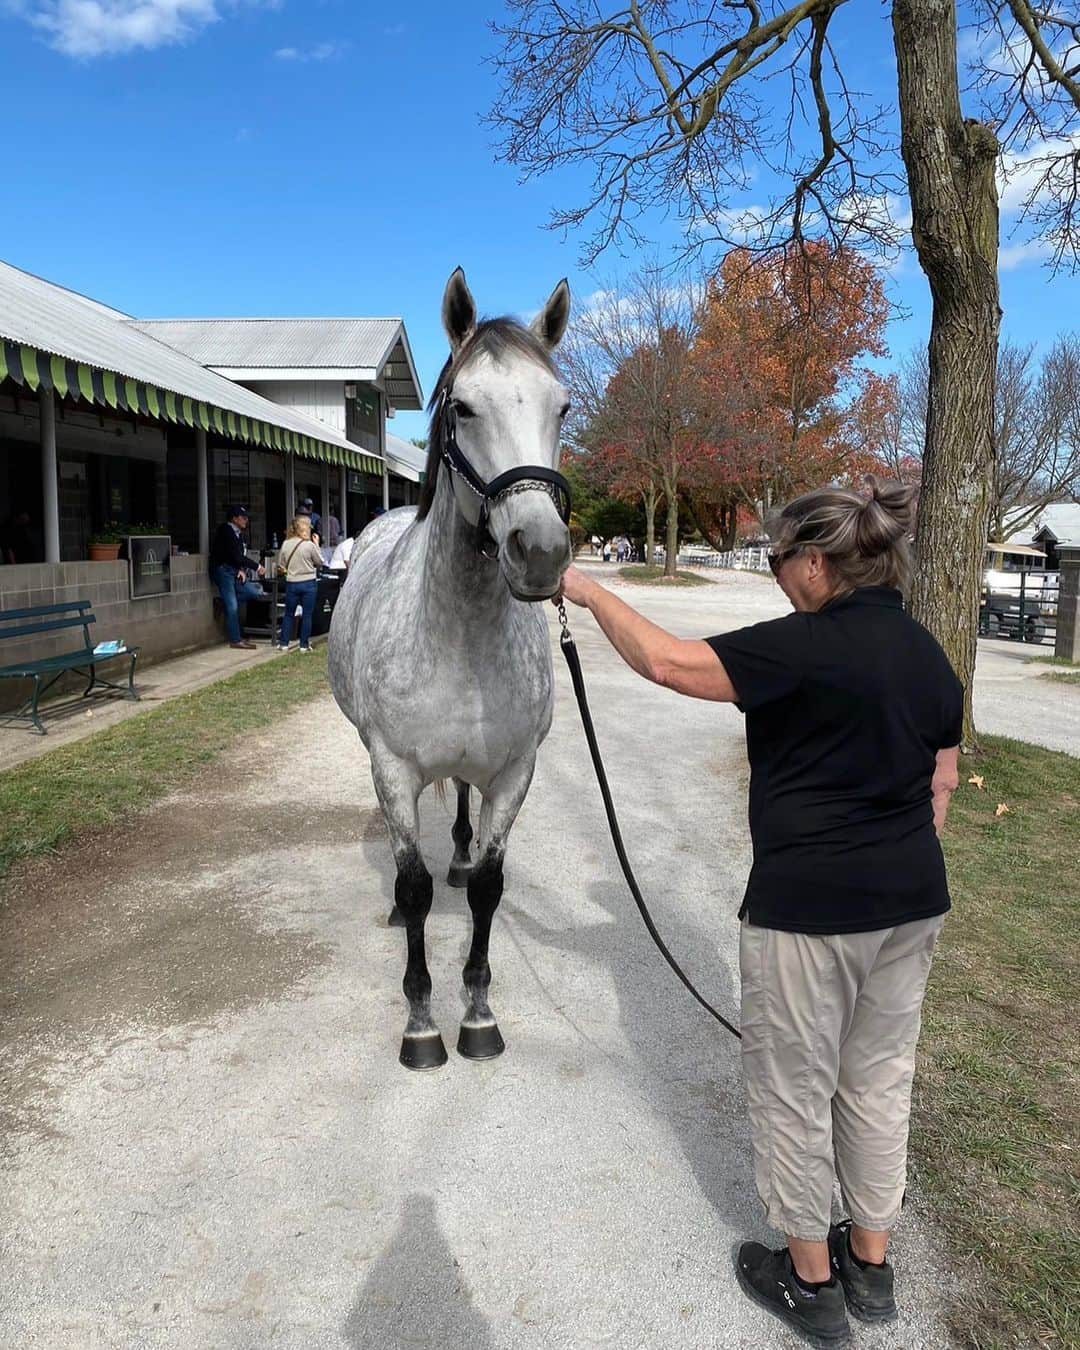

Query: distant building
[0,258,423,671]
[1007,503,1080,570]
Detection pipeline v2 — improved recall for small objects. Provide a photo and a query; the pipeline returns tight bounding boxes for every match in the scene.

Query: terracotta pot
[88,543,122,561]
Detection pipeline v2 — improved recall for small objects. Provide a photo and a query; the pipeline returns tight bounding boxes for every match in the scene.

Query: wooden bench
[0,601,140,735]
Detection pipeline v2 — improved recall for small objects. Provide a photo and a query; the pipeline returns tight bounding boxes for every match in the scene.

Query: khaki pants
[739,914,943,1242]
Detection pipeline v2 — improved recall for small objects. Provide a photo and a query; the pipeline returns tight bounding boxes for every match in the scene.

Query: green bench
[0,600,140,735]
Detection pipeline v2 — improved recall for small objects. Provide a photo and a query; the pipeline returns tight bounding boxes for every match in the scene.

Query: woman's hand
[556,564,598,609]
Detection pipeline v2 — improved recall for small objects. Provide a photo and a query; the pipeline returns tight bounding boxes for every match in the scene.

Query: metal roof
[384,431,428,483]
[128,316,424,409]
[1007,503,1080,547]
[0,260,375,459]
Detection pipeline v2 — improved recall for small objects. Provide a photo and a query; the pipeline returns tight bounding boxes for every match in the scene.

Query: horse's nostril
[504,528,528,570]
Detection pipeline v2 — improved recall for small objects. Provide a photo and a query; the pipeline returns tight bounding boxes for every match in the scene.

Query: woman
[557,478,962,1344]
[277,515,324,653]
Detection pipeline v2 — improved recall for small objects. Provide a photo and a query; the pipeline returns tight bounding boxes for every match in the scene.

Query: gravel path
[0,570,1000,1350]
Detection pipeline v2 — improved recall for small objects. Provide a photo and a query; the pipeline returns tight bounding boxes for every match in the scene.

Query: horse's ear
[442,267,477,353]
[531,278,571,349]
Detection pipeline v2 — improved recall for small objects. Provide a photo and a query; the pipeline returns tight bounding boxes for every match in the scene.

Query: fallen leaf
[995,803,1010,818]
[968,774,986,790]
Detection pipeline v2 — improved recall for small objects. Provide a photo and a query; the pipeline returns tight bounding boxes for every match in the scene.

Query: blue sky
[1,0,1076,445]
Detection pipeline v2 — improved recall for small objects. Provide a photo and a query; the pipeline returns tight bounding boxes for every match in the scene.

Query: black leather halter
[437,388,573,559]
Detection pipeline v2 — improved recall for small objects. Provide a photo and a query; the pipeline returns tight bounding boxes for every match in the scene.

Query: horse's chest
[365,626,552,778]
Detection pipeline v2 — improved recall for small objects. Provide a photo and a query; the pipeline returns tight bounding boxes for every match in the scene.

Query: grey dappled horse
[328,269,573,1070]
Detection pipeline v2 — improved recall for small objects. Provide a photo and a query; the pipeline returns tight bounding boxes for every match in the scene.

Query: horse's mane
[415,318,559,521]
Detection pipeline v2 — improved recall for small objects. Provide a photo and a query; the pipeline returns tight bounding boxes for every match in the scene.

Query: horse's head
[419,268,574,601]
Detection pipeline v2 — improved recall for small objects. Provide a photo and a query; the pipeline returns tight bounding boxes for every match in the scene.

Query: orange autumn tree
[690,243,891,525]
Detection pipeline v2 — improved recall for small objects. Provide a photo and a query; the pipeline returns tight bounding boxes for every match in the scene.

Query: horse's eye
[559,402,571,419]
[451,399,476,419]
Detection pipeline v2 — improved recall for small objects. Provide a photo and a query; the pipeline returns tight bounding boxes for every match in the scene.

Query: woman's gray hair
[770,476,917,591]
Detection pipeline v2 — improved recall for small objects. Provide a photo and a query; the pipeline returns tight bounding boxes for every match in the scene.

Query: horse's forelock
[415,319,559,521]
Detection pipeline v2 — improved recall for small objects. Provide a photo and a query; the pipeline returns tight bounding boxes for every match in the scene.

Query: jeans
[212,564,265,644]
[280,578,318,648]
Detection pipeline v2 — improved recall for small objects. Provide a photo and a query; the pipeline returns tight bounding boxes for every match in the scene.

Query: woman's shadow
[503,771,757,1242]
[342,1193,496,1350]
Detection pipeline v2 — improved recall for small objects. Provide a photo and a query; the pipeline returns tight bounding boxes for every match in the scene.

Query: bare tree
[489,0,1080,745]
[902,336,1080,539]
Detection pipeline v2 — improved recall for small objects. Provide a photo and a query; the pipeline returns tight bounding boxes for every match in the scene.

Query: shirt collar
[825,586,905,612]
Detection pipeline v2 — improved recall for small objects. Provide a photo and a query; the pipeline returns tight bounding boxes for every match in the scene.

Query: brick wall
[0,556,220,712]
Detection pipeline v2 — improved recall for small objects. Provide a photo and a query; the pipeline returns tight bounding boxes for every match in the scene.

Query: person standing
[300,497,322,538]
[277,515,324,652]
[209,505,264,650]
[555,478,962,1344]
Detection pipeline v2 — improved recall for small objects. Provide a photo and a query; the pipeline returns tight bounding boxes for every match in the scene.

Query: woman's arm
[558,566,737,702]
[932,745,961,835]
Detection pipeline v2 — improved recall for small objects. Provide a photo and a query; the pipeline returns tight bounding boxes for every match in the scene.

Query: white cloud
[274,39,342,61]
[998,134,1080,213]
[24,0,219,56]
[16,0,280,57]
[998,237,1052,270]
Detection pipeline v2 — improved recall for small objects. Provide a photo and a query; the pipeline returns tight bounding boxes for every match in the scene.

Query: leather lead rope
[556,603,742,1042]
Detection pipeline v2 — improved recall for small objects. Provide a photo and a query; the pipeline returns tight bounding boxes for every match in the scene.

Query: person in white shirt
[329,533,357,571]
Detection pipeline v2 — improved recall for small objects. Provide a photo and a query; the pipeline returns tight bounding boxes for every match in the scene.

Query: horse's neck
[419,475,510,622]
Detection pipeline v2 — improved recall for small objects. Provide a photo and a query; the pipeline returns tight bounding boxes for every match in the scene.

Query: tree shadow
[342,1193,496,1350]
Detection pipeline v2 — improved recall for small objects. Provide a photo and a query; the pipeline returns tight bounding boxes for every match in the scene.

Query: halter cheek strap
[437,390,573,560]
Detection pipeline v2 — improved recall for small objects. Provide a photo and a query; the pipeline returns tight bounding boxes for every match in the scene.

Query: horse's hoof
[399,1031,448,1071]
[447,861,472,888]
[457,1021,505,1060]
[387,906,406,927]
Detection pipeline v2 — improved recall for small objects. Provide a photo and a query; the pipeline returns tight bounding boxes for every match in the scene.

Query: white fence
[657,545,772,573]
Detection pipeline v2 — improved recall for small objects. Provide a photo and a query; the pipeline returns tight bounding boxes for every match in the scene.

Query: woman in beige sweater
[277,516,324,651]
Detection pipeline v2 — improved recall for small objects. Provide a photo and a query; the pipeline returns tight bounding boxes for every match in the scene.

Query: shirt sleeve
[705,614,810,711]
[942,672,964,746]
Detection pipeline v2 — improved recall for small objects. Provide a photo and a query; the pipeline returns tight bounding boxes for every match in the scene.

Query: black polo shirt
[706,587,963,934]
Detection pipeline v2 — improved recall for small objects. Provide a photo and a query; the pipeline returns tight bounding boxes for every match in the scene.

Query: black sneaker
[734,1241,850,1345]
[828,1220,897,1322]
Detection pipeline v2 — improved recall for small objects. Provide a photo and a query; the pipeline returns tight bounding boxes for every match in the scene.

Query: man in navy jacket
[209,505,264,649]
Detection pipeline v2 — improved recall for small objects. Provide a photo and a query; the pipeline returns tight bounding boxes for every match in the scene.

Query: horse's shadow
[342,1192,496,1350]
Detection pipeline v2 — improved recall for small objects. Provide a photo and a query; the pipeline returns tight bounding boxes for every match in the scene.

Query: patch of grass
[1041,670,1080,685]
[617,564,712,586]
[1026,655,1077,667]
[918,735,1080,1348]
[0,647,330,887]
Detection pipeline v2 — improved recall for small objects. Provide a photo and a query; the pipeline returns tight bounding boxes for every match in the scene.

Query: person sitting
[277,515,324,653]
[209,505,265,650]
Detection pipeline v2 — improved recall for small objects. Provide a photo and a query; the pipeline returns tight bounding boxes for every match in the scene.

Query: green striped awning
[0,340,383,475]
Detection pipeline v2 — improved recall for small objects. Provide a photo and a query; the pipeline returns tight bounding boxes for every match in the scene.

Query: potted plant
[88,523,124,561]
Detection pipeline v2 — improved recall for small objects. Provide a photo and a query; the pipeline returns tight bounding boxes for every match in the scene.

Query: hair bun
[856,476,916,555]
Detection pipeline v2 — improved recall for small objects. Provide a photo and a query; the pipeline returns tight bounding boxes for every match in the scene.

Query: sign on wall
[128,535,172,600]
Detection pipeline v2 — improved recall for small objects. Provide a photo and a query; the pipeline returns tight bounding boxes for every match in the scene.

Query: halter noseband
[437,387,573,559]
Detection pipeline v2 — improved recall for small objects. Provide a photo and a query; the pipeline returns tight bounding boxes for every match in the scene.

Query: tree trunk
[893,0,1001,749]
[643,480,658,565]
[683,494,738,553]
[663,475,679,577]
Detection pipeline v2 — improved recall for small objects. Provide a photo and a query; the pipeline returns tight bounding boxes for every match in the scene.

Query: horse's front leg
[457,754,535,1061]
[369,745,447,1071]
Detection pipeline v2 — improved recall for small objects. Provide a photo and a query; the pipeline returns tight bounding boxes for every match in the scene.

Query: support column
[1055,546,1080,664]
[285,453,295,521]
[379,390,390,512]
[39,388,60,563]
[196,426,209,558]
[320,461,330,541]
[339,464,348,537]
